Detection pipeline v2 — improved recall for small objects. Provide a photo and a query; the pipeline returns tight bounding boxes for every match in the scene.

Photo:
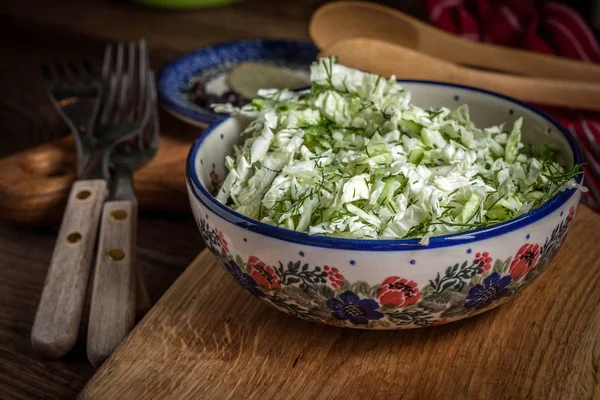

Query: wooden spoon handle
[31,179,107,359]
[87,200,137,367]
[310,1,600,82]
[458,68,600,111]
[321,38,600,112]
[435,33,600,82]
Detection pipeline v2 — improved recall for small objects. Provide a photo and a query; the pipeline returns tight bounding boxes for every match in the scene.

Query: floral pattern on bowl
[196,207,574,328]
[186,80,583,329]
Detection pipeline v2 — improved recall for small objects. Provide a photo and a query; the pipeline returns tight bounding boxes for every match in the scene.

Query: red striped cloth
[426,0,600,201]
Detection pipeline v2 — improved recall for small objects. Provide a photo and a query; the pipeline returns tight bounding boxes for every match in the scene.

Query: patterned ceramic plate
[157,39,319,127]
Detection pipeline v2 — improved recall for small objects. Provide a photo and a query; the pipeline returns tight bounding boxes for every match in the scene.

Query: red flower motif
[509,243,541,279]
[474,251,492,272]
[376,276,421,308]
[324,265,344,289]
[214,228,229,253]
[209,169,218,184]
[247,256,280,290]
[568,206,575,222]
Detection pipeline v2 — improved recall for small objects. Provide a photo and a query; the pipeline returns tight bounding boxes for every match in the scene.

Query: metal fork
[86,42,158,367]
[40,60,99,149]
[31,45,144,359]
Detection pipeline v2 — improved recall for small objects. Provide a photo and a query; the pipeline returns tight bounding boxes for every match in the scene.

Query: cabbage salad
[212,57,583,245]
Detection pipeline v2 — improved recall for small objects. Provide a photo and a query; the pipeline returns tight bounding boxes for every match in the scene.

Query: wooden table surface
[0,1,424,399]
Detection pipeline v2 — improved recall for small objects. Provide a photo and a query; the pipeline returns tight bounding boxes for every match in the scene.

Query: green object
[457,194,483,224]
[504,117,522,163]
[130,0,240,9]
[211,57,584,242]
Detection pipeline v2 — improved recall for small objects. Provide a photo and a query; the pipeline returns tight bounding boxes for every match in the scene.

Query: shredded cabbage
[211,57,584,244]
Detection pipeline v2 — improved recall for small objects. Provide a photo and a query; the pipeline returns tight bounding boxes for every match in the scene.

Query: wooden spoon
[309,1,600,82]
[319,37,600,111]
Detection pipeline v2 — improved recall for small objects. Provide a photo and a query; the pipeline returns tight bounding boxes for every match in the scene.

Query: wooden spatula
[309,1,600,82]
[319,37,600,111]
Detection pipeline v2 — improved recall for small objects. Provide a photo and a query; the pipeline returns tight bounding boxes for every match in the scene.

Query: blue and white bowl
[157,39,318,127]
[186,81,583,329]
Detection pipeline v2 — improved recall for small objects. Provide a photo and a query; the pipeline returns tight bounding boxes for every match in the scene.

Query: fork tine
[112,43,126,124]
[142,71,159,149]
[100,74,119,125]
[130,70,156,152]
[115,43,125,91]
[101,45,113,82]
[87,44,113,136]
[149,71,159,147]
[116,73,129,123]
[137,39,149,121]
[126,42,138,122]
[134,39,151,148]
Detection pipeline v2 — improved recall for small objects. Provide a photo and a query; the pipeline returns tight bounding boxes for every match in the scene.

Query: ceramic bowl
[186,81,583,329]
[157,39,318,127]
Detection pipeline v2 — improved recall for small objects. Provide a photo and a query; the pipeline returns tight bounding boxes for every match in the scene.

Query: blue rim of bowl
[186,80,584,251]
[157,39,319,125]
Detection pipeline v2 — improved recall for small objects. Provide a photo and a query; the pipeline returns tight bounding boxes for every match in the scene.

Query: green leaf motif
[368,284,381,298]
[379,319,392,328]
[437,277,464,293]
[235,255,244,268]
[319,284,335,299]
[281,286,316,308]
[349,281,373,297]
[493,256,512,275]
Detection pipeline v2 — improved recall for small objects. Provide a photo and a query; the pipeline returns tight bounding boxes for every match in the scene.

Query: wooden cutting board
[78,206,600,400]
[0,128,201,226]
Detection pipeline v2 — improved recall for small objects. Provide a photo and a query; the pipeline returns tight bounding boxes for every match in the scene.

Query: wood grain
[320,37,600,111]
[80,205,600,400]
[310,1,600,81]
[87,200,138,367]
[0,132,193,226]
[31,179,107,359]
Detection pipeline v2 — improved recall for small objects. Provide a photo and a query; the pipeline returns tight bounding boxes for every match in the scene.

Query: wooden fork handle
[87,200,137,367]
[31,179,107,359]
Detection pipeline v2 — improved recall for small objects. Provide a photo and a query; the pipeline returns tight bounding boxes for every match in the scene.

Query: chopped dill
[211,56,586,243]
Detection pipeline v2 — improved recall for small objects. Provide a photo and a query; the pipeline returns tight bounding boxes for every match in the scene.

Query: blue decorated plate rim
[157,38,319,125]
[186,80,584,251]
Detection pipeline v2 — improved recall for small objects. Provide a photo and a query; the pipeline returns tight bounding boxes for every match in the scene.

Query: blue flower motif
[326,291,383,325]
[221,258,264,298]
[465,272,512,309]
